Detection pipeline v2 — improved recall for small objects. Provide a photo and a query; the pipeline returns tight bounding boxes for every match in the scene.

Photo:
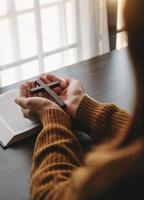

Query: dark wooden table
[0,48,135,199]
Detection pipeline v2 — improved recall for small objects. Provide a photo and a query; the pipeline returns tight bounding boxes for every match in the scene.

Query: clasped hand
[15,74,85,120]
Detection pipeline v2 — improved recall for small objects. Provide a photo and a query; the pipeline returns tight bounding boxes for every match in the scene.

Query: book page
[0,90,38,145]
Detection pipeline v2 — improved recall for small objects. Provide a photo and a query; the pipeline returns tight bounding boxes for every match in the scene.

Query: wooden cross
[30,79,67,109]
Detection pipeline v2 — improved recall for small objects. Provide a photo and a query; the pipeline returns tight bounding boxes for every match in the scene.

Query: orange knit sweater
[30,95,144,200]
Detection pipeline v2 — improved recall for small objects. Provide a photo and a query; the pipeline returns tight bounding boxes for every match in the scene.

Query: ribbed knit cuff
[74,94,100,130]
[40,109,71,129]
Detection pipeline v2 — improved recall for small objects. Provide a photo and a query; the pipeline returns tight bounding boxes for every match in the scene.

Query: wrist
[39,104,62,120]
[40,109,71,127]
[67,94,85,118]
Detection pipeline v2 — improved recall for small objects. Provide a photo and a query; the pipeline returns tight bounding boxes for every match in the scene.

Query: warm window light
[0,0,78,87]
[117,0,125,30]
[116,0,127,49]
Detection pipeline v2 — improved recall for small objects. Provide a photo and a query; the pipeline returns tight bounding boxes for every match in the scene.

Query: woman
[16,0,144,199]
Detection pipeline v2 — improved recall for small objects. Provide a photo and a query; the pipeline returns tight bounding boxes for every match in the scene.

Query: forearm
[30,109,84,200]
[75,95,132,144]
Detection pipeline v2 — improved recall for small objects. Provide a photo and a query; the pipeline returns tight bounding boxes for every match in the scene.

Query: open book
[0,89,41,148]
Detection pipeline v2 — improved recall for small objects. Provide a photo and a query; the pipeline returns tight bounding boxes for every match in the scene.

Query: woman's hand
[60,78,85,117]
[39,74,85,117]
[15,81,62,120]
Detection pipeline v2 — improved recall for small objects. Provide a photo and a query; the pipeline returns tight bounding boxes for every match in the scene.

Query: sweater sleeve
[30,109,84,200]
[74,95,132,144]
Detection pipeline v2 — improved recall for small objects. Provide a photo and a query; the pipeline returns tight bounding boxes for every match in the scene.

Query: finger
[39,75,51,84]
[27,82,32,97]
[19,84,27,97]
[15,97,28,109]
[26,81,37,97]
[20,107,29,118]
[53,87,62,95]
[23,81,31,97]
[23,109,33,119]
[31,81,39,97]
[46,74,67,90]
[20,108,33,119]
[65,77,76,85]
[65,77,71,85]
[27,81,34,97]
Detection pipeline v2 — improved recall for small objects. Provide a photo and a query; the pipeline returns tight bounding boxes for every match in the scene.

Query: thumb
[15,97,28,109]
[65,77,74,85]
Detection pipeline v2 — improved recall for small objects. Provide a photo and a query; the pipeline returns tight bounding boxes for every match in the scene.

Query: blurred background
[0,0,126,87]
